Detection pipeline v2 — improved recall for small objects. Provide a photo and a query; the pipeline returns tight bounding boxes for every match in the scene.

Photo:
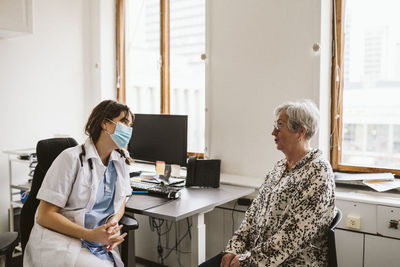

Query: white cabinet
[336,195,400,267]
[337,228,400,267]
[336,199,377,234]
[377,205,400,239]
[0,0,33,38]
[336,229,364,267]
[364,235,400,267]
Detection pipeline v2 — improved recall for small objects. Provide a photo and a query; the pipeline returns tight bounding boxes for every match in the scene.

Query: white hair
[274,99,320,140]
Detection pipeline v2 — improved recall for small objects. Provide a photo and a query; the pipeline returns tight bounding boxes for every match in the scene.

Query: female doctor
[24,100,134,267]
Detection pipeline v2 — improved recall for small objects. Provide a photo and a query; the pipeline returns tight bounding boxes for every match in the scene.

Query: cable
[149,217,192,265]
[174,221,178,254]
[161,218,192,261]
[175,221,184,267]
[167,222,191,253]
[215,206,246,213]
[160,221,173,236]
[149,217,167,264]
[231,200,238,235]
[186,217,192,240]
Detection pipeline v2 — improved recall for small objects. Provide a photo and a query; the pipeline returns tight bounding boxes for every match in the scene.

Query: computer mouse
[167,191,181,199]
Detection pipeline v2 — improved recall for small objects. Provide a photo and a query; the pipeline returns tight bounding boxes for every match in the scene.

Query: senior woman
[200,100,336,267]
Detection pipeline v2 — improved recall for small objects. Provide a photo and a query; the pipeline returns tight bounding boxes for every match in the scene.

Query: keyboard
[131,180,182,199]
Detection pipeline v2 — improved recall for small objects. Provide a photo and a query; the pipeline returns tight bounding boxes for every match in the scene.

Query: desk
[126,184,255,266]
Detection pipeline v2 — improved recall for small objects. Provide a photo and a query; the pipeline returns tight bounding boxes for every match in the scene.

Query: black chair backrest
[20,137,78,252]
[328,208,342,267]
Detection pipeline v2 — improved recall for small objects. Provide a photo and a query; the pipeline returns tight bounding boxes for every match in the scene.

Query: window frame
[330,0,400,176]
[116,0,204,157]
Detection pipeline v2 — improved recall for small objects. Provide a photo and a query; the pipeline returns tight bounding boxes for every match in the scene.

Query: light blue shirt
[82,161,117,262]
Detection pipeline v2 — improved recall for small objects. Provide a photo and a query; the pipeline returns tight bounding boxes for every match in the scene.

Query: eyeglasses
[273,121,285,132]
[107,118,133,128]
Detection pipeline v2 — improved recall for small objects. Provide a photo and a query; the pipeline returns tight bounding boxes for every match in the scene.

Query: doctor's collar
[84,138,122,163]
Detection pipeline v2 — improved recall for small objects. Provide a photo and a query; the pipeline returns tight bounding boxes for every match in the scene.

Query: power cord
[149,217,192,265]
[232,200,238,235]
[161,218,192,262]
[149,217,165,263]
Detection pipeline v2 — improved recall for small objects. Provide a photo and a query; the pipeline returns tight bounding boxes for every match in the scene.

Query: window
[394,125,400,153]
[117,0,205,154]
[331,0,400,175]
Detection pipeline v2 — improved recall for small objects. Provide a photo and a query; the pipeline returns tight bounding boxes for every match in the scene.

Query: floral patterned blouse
[225,149,335,267]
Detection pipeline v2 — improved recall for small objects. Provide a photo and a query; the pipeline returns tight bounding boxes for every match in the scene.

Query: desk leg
[191,212,206,266]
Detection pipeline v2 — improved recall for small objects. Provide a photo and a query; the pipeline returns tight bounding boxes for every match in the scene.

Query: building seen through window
[125,0,205,153]
[340,0,400,169]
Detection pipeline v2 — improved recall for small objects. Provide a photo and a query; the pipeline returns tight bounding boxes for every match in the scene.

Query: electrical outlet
[346,215,361,229]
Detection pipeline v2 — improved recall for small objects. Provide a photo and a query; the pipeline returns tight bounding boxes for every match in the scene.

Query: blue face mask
[106,119,132,149]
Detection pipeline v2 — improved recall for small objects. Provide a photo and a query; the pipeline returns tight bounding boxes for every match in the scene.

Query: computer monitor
[128,114,188,166]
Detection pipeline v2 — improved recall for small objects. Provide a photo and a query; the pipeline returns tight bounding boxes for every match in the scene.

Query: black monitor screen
[128,114,188,166]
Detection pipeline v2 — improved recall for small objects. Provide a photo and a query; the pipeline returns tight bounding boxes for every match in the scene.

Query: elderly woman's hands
[229,255,240,267]
[221,253,240,267]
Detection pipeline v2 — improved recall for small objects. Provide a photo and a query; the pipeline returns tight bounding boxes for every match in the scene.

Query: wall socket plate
[346,215,361,229]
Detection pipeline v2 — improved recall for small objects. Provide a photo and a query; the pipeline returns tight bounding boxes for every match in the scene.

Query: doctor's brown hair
[85,100,134,163]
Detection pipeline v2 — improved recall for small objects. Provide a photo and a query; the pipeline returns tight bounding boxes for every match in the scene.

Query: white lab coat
[24,138,132,267]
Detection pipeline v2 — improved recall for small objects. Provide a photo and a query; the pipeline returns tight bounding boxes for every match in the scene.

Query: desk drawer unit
[336,187,400,267]
[336,199,377,234]
[377,205,400,239]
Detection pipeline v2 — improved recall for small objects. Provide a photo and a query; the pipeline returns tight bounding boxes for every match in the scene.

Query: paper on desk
[362,179,400,192]
[334,172,394,181]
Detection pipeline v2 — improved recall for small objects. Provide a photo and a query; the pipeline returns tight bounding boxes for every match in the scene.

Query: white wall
[318,0,333,158]
[0,0,116,232]
[87,0,117,104]
[206,0,332,179]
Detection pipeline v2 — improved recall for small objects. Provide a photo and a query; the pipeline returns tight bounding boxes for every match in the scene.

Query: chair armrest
[0,232,19,254]
[120,214,139,232]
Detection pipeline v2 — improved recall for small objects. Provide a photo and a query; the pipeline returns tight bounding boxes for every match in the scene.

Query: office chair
[20,137,79,251]
[120,213,139,267]
[20,137,138,266]
[328,208,342,267]
[0,232,19,267]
